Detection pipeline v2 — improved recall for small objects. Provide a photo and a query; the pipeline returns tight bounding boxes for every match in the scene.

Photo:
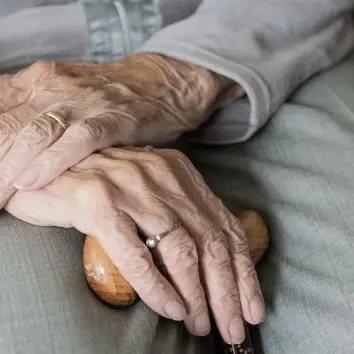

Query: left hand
[5,146,264,344]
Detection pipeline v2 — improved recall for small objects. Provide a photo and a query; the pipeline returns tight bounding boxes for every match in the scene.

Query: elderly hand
[0,54,243,207]
[5,147,264,344]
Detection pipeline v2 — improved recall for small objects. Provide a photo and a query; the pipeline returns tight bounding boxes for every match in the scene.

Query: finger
[14,115,118,190]
[0,105,50,207]
[0,186,17,209]
[4,178,75,227]
[132,204,210,337]
[86,209,187,322]
[115,148,246,343]
[0,111,66,202]
[13,168,188,321]
[222,210,265,325]
[68,176,187,321]
[190,205,262,342]
[98,184,210,336]
[194,222,245,345]
[157,228,211,337]
[157,149,265,332]
[7,160,188,323]
[0,105,35,161]
[197,192,266,327]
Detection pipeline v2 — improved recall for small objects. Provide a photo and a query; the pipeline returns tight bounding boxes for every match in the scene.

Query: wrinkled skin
[5,147,264,344]
[0,53,243,206]
[0,53,258,343]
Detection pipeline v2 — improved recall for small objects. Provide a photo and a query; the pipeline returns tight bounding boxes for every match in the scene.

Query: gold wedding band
[43,111,67,130]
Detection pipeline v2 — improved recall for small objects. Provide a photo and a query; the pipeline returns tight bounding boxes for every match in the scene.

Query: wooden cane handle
[83,210,269,307]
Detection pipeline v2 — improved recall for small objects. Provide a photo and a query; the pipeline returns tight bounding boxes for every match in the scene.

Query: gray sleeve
[0,0,162,71]
[0,3,88,71]
[139,0,354,143]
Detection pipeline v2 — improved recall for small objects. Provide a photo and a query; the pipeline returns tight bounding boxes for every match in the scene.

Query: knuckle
[120,160,143,177]
[202,229,230,264]
[222,211,246,238]
[164,148,192,166]
[42,147,67,164]
[208,257,232,278]
[122,245,154,280]
[85,176,109,196]
[232,240,250,255]
[225,218,249,255]
[145,152,186,190]
[168,237,198,269]
[0,115,21,146]
[77,175,111,209]
[76,119,107,142]
[143,280,166,300]
[215,290,240,305]
[148,153,170,171]
[186,292,207,311]
[169,149,189,162]
[151,149,191,170]
[118,160,146,191]
[237,257,258,284]
[120,245,172,301]
[29,61,54,75]
[19,119,52,146]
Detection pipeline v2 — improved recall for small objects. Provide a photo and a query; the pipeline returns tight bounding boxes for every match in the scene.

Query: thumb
[5,176,76,227]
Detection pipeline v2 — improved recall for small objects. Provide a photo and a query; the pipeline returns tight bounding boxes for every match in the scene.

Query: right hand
[0,53,242,210]
[5,146,264,344]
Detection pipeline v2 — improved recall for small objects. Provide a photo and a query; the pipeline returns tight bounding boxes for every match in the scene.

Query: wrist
[145,53,244,118]
[121,52,243,122]
[109,52,244,145]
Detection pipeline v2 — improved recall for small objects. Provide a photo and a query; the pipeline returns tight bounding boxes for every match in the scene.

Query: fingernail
[250,293,265,323]
[165,300,186,321]
[193,312,210,336]
[14,167,40,189]
[228,315,245,344]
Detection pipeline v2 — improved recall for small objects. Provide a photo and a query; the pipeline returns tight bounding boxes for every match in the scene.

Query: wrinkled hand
[5,147,264,344]
[0,54,242,207]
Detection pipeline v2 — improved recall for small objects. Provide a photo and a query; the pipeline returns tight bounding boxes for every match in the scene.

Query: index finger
[73,194,187,322]
[98,218,188,320]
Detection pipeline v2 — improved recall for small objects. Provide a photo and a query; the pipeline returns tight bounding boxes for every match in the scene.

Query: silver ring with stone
[145,221,182,248]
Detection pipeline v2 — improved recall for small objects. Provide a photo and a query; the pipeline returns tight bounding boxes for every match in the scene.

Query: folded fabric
[141,0,354,143]
[0,0,196,71]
